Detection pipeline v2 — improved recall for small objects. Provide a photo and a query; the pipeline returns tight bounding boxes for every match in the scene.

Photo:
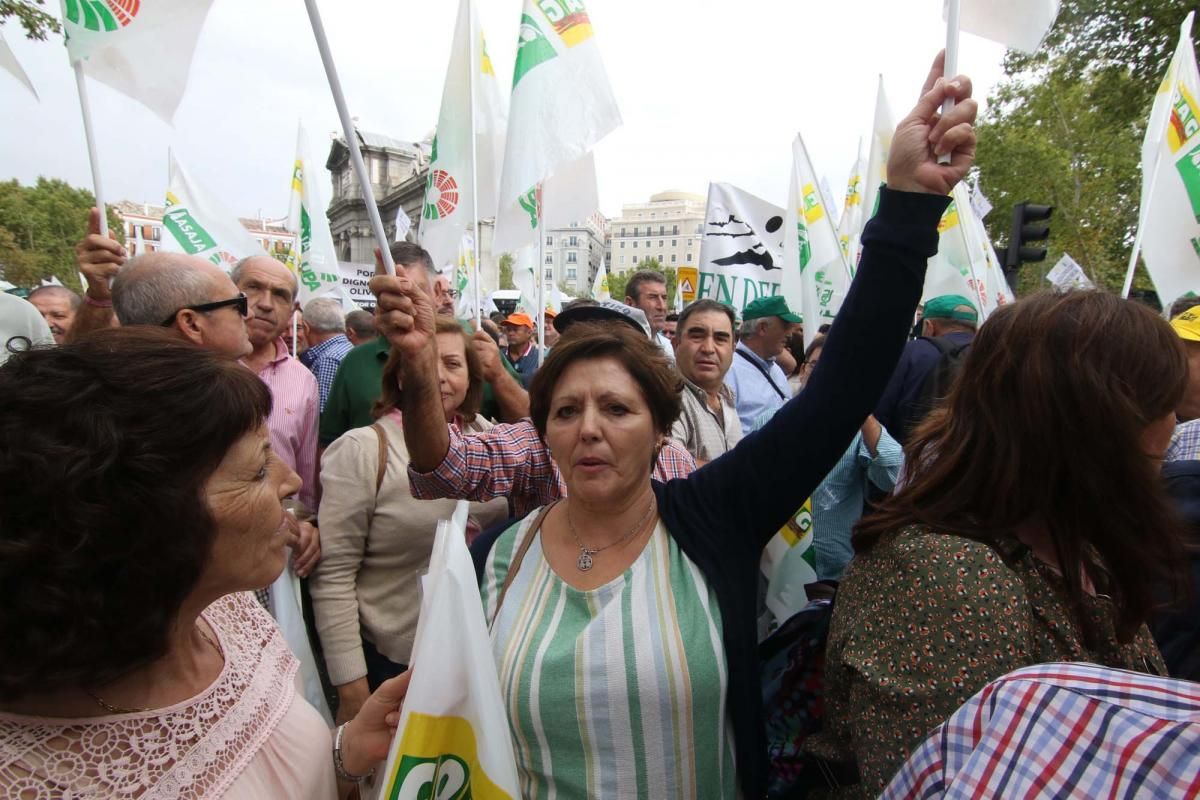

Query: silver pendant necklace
[568,498,656,572]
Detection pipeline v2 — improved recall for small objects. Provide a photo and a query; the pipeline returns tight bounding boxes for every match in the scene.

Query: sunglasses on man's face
[161,293,250,327]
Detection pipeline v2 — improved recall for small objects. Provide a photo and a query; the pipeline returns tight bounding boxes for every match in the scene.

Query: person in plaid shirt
[299,297,353,413]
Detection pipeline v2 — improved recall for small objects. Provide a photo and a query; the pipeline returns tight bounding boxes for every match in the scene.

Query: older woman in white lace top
[0,329,407,799]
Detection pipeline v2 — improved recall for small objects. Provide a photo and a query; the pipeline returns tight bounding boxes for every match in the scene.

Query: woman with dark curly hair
[0,328,408,798]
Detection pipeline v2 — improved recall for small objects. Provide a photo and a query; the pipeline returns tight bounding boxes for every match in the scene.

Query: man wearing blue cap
[874,293,978,444]
[725,295,801,433]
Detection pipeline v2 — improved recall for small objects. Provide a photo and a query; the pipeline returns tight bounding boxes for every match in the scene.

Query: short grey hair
[28,285,82,310]
[345,309,376,338]
[303,297,345,333]
[230,256,298,302]
[738,317,764,338]
[112,255,214,326]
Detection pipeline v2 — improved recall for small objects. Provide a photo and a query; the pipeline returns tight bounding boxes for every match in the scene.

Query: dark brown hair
[855,291,1190,644]
[374,316,484,422]
[0,327,271,700]
[529,321,682,438]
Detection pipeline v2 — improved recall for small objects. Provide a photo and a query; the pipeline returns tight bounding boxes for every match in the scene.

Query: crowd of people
[1,52,1199,799]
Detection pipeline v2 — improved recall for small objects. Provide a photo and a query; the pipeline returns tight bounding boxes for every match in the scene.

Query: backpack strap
[370,422,388,495]
[736,348,788,400]
[495,501,559,615]
[919,334,966,357]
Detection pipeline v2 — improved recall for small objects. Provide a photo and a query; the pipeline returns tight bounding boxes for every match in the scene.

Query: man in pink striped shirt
[233,255,321,577]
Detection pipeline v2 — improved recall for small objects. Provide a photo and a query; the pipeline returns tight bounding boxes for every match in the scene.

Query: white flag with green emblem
[924,182,1007,321]
[836,138,866,269]
[591,253,611,300]
[283,123,354,309]
[60,0,214,123]
[420,0,507,274]
[1134,12,1200,309]
[161,151,263,271]
[494,0,621,253]
[860,78,895,247]
[783,134,851,348]
[454,233,480,321]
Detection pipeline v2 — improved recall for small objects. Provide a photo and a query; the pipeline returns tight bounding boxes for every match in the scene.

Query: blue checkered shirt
[300,334,353,413]
[1167,418,1200,461]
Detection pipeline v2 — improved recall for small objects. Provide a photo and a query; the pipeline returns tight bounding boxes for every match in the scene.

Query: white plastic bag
[268,564,333,726]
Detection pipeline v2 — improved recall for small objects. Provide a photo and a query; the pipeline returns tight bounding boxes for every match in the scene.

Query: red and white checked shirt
[882,662,1200,800]
[407,419,697,518]
[245,338,320,513]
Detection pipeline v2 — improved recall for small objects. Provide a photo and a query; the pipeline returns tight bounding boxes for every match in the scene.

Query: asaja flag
[420,0,507,273]
[837,138,866,267]
[60,0,214,123]
[378,502,521,799]
[161,150,263,271]
[591,253,610,300]
[494,0,621,253]
[1136,12,1200,309]
[783,134,851,348]
[0,30,38,99]
[925,183,1007,322]
[860,77,895,256]
[949,0,1060,54]
[284,122,354,309]
[697,182,786,315]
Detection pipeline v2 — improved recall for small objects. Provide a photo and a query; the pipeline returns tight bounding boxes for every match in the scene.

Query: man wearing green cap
[724,295,802,433]
[875,293,978,444]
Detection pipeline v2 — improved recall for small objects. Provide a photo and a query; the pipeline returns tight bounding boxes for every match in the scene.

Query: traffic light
[1003,202,1053,287]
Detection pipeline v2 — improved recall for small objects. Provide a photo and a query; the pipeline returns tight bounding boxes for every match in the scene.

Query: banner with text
[696,182,787,315]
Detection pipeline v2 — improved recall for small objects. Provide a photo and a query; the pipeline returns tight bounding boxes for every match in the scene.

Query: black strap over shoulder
[736,349,789,401]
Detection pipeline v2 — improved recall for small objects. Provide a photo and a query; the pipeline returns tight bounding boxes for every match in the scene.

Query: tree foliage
[975,0,1195,295]
[0,0,60,40]
[498,252,514,290]
[604,258,680,306]
[0,178,124,291]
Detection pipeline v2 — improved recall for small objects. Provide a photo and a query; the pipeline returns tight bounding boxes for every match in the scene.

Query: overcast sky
[0,0,1007,224]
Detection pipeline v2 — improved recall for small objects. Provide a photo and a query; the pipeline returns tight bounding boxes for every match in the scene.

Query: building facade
[543,210,608,293]
[608,191,706,275]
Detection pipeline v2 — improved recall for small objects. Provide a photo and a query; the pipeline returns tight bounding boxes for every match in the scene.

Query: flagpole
[939,0,962,166]
[1121,220,1149,300]
[537,202,546,367]
[302,0,394,275]
[73,61,107,237]
[467,0,483,328]
[1122,146,1167,299]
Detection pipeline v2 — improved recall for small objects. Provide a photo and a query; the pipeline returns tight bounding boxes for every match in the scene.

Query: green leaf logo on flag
[64,0,140,33]
[518,185,541,230]
[512,13,557,88]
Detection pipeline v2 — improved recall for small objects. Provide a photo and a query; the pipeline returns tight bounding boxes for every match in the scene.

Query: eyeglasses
[161,293,249,327]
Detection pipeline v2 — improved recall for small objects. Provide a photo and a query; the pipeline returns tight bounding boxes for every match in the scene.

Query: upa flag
[837,138,867,269]
[783,134,852,348]
[697,182,787,315]
[494,0,621,253]
[161,151,263,271]
[860,78,895,255]
[420,0,507,273]
[1136,12,1200,309]
[378,503,521,799]
[0,30,38,99]
[591,253,611,300]
[284,123,353,309]
[949,0,1060,54]
[60,0,214,123]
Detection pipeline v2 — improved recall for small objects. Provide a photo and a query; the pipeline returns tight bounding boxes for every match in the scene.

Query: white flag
[161,151,264,271]
[494,0,621,253]
[0,30,37,99]
[697,182,787,315]
[783,134,852,348]
[394,205,412,242]
[454,233,480,321]
[591,253,611,300]
[511,245,539,314]
[60,0,214,123]
[925,183,1009,321]
[420,0,507,272]
[1046,253,1096,292]
[860,77,895,260]
[949,0,1060,54]
[284,123,354,309]
[837,137,867,269]
[1135,12,1200,309]
[377,503,521,798]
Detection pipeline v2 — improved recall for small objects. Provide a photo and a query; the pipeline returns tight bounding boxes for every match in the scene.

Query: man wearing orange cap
[542,308,560,349]
[502,311,540,389]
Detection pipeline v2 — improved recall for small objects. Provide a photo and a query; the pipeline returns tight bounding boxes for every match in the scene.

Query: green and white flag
[1133,12,1200,308]
[860,77,895,248]
[837,138,866,268]
[453,233,479,321]
[510,245,538,314]
[924,182,1009,321]
[283,122,353,309]
[494,0,621,253]
[591,253,611,300]
[161,150,263,271]
[420,0,507,274]
[783,134,852,348]
[60,0,214,123]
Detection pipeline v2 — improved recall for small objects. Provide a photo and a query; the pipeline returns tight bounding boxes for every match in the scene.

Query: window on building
[545,269,553,280]
[687,253,693,261]
[658,240,664,247]
[620,241,625,248]
[621,227,626,236]
[546,235,553,246]
[567,268,577,279]
[129,242,138,256]
[620,255,626,264]
[673,225,679,235]
[545,254,553,264]
[695,224,703,234]
[141,225,155,240]
[633,241,638,248]
[569,235,578,246]
[567,252,578,263]
[671,254,677,263]
[633,226,639,236]
[659,225,665,236]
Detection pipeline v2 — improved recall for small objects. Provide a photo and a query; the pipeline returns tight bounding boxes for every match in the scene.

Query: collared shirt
[811,427,902,580]
[300,333,353,413]
[1167,417,1200,461]
[245,338,319,513]
[724,342,790,434]
[506,340,540,389]
[407,419,698,518]
[655,330,677,362]
[671,378,743,462]
[882,662,1200,800]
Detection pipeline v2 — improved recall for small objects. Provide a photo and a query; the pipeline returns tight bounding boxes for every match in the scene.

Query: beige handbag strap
[370,423,388,494]
[495,500,559,614]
